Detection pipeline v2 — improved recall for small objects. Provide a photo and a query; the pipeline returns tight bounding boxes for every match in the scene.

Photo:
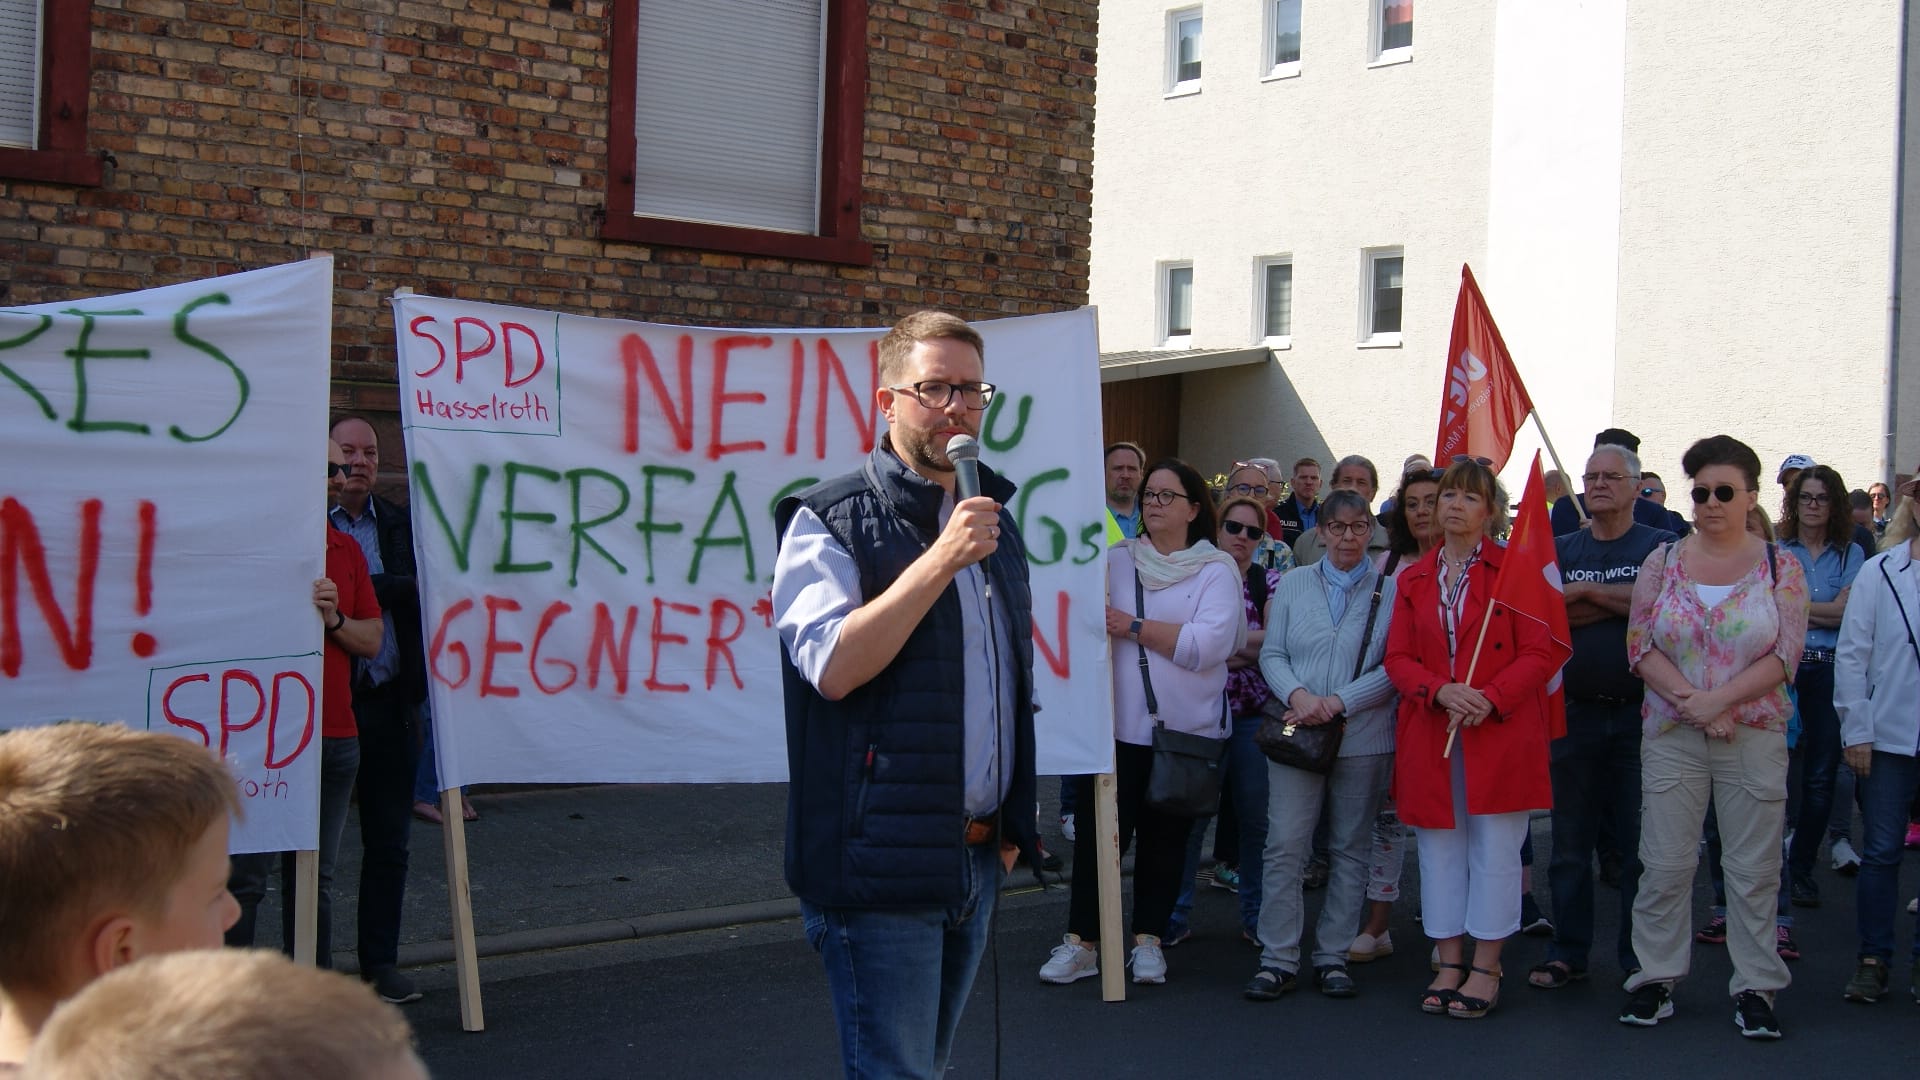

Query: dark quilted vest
[776,439,1040,908]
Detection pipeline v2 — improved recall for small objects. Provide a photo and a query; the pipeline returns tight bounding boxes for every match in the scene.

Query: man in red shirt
[226,439,383,968]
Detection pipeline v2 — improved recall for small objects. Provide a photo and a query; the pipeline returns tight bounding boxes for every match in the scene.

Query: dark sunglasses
[327,462,353,479]
[1221,519,1266,541]
[1451,455,1494,468]
[1691,484,1749,505]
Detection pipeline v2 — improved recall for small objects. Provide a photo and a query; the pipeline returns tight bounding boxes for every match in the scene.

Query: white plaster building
[1092,0,1920,503]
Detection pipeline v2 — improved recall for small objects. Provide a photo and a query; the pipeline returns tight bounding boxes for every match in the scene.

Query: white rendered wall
[1484,0,1627,492]
[1088,0,1497,479]
[1613,2,1901,501]
[1898,1,1920,483]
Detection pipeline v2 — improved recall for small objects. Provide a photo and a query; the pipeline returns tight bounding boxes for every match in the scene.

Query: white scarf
[1130,538,1249,652]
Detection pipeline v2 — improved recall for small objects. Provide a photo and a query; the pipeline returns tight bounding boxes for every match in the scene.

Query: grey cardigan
[1257,563,1398,758]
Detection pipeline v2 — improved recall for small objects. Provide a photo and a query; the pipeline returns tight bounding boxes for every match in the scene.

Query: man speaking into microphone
[772,309,1041,1080]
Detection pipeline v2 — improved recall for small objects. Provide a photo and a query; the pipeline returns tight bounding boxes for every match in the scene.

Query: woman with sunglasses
[1040,459,1246,987]
[1776,464,1866,910]
[1224,459,1296,574]
[1244,490,1398,1001]
[1620,436,1808,1040]
[1384,457,1560,1019]
[1347,466,1444,963]
[1836,472,1920,1002]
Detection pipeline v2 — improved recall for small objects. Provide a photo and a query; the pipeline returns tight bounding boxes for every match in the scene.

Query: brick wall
[1,0,1098,429]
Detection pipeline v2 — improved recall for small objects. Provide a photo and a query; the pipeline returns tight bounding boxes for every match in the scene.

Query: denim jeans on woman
[1169,714,1266,939]
[1786,661,1842,885]
[1856,751,1920,962]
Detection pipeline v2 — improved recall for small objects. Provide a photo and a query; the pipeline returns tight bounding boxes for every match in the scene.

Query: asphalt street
[240,781,1920,1079]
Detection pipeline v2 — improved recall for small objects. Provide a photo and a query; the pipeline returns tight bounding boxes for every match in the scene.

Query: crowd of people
[1048,429,1920,1042]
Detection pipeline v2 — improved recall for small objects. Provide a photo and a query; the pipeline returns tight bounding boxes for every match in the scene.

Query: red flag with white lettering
[1433,264,1534,470]
[1477,452,1573,738]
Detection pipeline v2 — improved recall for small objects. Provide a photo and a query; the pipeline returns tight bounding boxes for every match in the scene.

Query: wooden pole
[441,786,485,1031]
[1093,771,1126,1002]
[1443,595,1500,759]
[291,851,319,965]
[1531,408,1588,524]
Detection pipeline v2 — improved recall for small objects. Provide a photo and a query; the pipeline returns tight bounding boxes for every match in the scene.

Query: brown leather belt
[963,811,999,846]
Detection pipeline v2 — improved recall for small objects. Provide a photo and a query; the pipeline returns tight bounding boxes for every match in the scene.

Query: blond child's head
[22,949,428,1079]
[0,722,241,1015]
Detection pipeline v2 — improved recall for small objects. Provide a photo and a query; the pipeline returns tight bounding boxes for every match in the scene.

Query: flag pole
[1530,408,1588,525]
[1443,601,1498,758]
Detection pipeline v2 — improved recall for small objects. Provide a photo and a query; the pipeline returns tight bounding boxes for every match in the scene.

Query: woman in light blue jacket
[1835,474,1920,1004]
[1243,489,1397,1002]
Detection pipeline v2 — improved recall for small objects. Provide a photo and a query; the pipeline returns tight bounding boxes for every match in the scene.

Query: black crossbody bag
[1255,557,1393,775]
[1135,570,1229,817]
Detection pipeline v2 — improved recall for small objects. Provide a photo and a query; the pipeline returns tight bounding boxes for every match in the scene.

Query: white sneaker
[1129,934,1167,984]
[1348,930,1394,963]
[1831,837,1862,874]
[1060,813,1076,842]
[1039,934,1098,984]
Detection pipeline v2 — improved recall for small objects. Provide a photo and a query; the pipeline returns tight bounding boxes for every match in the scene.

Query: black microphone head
[945,434,980,463]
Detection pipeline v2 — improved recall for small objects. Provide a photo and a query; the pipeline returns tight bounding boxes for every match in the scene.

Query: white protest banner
[0,260,332,854]
[391,298,1112,786]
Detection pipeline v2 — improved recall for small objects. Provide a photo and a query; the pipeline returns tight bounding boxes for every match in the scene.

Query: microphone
[947,434,982,502]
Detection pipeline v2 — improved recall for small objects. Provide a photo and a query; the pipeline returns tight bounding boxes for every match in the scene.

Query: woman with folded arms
[1620,436,1808,1040]
[1244,490,1398,1002]
[1836,471,1920,1003]
[1039,458,1245,988]
[1385,457,1559,1019]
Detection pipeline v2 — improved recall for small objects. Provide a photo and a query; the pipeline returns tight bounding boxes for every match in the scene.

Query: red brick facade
[2,1,1097,423]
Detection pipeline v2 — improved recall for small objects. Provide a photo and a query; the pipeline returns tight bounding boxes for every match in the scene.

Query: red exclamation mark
[130,500,157,658]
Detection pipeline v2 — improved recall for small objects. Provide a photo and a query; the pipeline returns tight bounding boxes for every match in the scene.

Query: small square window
[1268,0,1301,75]
[1161,262,1194,346]
[1255,257,1292,344]
[1371,0,1412,64]
[1167,8,1203,95]
[1360,248,1403,346]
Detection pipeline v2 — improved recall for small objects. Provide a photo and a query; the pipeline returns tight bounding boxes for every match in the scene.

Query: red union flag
[1483,452,1573,739]
[1433,264,1534,470]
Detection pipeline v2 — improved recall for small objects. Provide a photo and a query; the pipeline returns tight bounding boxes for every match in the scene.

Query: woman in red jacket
[1386,457,1559,1019]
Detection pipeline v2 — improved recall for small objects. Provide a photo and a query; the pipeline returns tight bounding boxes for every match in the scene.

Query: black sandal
[1527,960,1587,990]
[1422,962,1467,1014]
[1449,965,1503,1018]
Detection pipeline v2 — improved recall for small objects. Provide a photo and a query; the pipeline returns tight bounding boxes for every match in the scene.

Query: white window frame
[1368,0,1412,68]
[1159,260,1195,348]
[1253,256,1293,348]
[1262,0,1301,81]
[1165,7,1203,98]
[1358,247,1403,348]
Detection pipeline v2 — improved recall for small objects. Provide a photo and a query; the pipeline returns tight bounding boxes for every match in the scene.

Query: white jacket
[1835,544,1920,756]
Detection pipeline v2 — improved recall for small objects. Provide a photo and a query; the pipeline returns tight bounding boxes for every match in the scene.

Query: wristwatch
[327,612,345,633]
[1128,618,1143,639]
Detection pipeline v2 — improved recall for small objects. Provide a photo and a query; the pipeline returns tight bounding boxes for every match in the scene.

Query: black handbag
[1255,560,1392,775]
[1133,570,1229,817]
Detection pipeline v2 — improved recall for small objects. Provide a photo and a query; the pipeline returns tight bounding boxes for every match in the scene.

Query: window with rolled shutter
[0,0,40,150]
[631,0,824,235]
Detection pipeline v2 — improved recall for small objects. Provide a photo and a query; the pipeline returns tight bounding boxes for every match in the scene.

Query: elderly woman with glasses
[1384,457,1560,1020]
[1243,489,1398,1002]
[1040,458,1246,988]
[1619,436,1808,1040]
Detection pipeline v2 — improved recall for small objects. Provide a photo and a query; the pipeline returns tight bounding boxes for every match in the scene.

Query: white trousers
[1412,749,1530,941]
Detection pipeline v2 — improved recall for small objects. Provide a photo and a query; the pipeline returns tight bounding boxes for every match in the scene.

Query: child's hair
[0,722,239,994]
[22,949,424,1079]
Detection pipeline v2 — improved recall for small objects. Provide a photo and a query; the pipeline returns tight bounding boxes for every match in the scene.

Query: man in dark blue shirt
[1551,427,1689,538]
[1533,444,1676,991]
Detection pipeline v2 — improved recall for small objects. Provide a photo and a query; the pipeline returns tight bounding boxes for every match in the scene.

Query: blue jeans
[226,736,361,966]
[1856,750,1920,962]
[1786,660,1840,881]
[801,842,1001,1080]
[1546,699,1643,973]
[1170,714,1266,937]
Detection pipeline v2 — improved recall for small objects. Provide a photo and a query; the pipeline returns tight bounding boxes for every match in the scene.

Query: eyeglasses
[1226,482,1270,498]
[1139,488,1193,507]
[1451,455,1493,468]
[1322,520,1371,537]
[1691,484,1752,505]
[1796,492,1831,506]
[1582,472,1630,485]
[1220,519,1266,541]
[327,462,352,479]
[887,380,997,410]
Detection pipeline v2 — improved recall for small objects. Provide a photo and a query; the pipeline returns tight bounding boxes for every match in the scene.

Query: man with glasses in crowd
[1552,428,1689,538]
[1530,444,1675,992]
[772,310,1042,1080]
[1293,455,1390,567]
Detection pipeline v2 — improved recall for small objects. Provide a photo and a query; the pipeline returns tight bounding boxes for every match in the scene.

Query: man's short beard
[897,428,953,477]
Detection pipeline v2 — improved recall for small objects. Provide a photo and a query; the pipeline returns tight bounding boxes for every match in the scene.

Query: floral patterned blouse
[1626,537,1810,736]
[1226,566,1284,716]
